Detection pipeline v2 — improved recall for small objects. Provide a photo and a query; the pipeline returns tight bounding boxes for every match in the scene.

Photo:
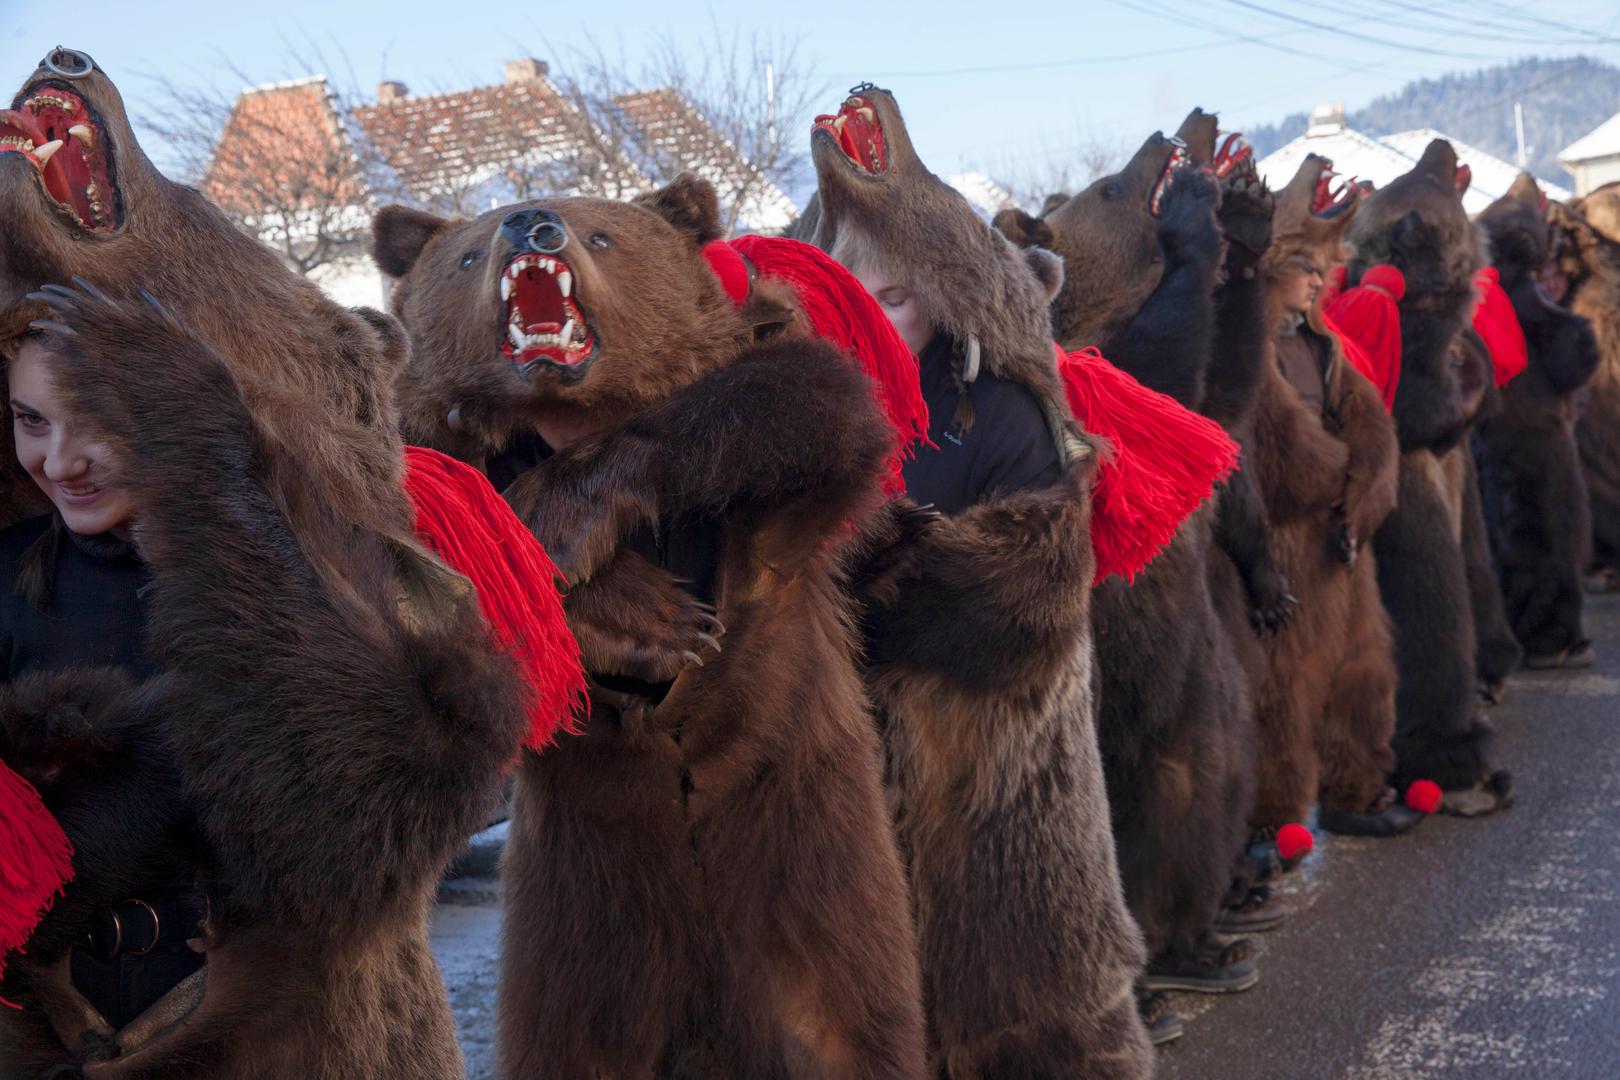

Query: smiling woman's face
[9,336,136,538]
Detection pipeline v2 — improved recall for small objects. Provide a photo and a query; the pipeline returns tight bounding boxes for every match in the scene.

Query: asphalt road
[431,590,1620,1080]
[1160,588,1620,1080]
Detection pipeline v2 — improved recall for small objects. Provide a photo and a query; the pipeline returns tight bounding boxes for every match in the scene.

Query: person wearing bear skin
[1474,173,1602,671]
[803,85,1157,1068]
[373,172,929,1078]
[0,48,562,1080]
[1000,131,1263,1010]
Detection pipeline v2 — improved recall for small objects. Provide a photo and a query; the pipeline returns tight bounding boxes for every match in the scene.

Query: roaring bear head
[803,84,1066,396]
[1262,154,1361,319]
[1478,172,1553,283]
[373,175,757,459]
[1346,140,1482,312]
[0,49,411,530]
[1000,129,1185,349]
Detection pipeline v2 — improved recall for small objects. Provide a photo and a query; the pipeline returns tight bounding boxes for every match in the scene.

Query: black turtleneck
[900,334,1064,517]
[0,514,156,682]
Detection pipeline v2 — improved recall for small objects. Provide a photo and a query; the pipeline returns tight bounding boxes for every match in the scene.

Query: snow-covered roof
[1258,111,1569,217]
[1559,111,1620,166]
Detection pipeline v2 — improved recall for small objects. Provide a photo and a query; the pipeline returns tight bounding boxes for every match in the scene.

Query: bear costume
[373,173,930,1078]
[1006,132,1263,997]
[1473,173,1601,669]
[804,86,1155,1075]
[0,50,555,1079]
[1347,141,1512,809]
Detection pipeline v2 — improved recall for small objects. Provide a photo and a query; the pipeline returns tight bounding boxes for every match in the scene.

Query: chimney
[377,80,408,104]
[505,58,549,85]
[1307,102,1345,137]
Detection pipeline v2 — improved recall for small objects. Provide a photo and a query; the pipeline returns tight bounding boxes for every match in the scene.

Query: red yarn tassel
[0,761,73,1004]
[1325,264,1406,412]
[1471,266,1528,388]
[1056,346,1240,584]
[404,446,585,749]
[727,235,930,496]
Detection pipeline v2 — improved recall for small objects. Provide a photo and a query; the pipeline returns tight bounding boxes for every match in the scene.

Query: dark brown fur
[1249,157,1401,826]
[1,287,524,1079]
[376,175,928,1077]
[808,87,1152,1077]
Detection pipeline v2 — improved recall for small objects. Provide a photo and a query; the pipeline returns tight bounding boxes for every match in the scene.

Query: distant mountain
[1244,56,1620,187]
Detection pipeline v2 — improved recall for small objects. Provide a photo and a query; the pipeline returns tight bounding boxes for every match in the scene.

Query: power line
[1218,0,1514,62]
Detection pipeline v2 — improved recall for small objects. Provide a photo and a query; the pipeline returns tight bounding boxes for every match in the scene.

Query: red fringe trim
[1472,266,1528,388]
[0,762,73,1004]
[1057,346,1240,584]
[404,446,586,749]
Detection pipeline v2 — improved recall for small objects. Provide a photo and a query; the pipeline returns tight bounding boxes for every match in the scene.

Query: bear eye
[1103,182,1121,199]
[588,232,613,250]
[459,250,483,270]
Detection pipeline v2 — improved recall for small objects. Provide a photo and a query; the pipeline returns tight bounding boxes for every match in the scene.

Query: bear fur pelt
[804,86,1153,1078]
[1550,187,1620,585]
[1347,141,1507,799]
[1007,131,1260,982]
[1474,173,1600,666]
[0,51,532,1079]
[1249,156,1405,832]
[375,173,929,1078]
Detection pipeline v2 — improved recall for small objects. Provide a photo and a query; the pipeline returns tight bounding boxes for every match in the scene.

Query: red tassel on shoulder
[403,446,585,749]
[1056,346,1240,584]
[1471,266,1528,388]
[0,761,73,1002]
[1325,263,1406,412]
[724,235,930,496]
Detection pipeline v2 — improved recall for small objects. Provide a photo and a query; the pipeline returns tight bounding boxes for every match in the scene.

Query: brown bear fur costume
[1249,157,1406,834]
[373,173,929,1078]
[802,86,1152,1077]
[1002,132,1261,987]
[1549,187,1620,585]
[1474,173,1601,666]
[0,51,527,1079]
[1347,141,1509,802]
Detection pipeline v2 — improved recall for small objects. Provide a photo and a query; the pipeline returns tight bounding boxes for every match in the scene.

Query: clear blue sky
[6,0,1620,193]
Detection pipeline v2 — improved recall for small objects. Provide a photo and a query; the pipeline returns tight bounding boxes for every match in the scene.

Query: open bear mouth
[1149,144,1189,218]
[1212,132,1253,180]
[1310,160,1359,218]
[1455,163,1472,196]
[1,82,117,231]
[813,95,887,176]
[500,252,596,371]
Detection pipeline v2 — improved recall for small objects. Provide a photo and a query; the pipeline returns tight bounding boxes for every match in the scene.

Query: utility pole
[1514,102,1529,169]
[766,61,777,147]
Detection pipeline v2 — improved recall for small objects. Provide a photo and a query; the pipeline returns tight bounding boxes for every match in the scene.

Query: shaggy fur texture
[1349,140,1503,792]
[808,87,1151,1078]
[376,174,929,1077]
[1550,190,1620,579]
[1474,174,1601,660]
[1247,156,1402,827]
[1,287,524,1079]
[0,55,525,1078]
[1008,137,1257,972]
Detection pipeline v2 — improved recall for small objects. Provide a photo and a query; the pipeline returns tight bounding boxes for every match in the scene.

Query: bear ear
[1023,247,1065,304]
[373,206,451,278]
[992,208,1054,250]
[1040,192,1071,217]
[636,173,725,246]
[1390,210,1428,258]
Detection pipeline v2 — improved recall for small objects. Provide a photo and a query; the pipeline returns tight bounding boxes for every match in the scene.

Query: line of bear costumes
[1549,185,1620,586]
[800,87,1154,1076]
[1001,131,1263,987]
[1473,173,1601,667]
[1346,140,1512,804]
[0,52,567,1078]
[372,176,934,1076]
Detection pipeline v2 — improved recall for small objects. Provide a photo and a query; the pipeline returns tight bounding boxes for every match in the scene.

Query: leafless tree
[986,132,1134,214]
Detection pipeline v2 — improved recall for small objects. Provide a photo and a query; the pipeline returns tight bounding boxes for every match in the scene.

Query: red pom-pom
[1471,266,1528,388]
[1276,822,1315,863]
[1325,263,1405,412]
[1405,779,1443,815]
[701,239,751,307]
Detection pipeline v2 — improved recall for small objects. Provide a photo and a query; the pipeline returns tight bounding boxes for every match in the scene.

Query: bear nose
[502,208,568,255]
